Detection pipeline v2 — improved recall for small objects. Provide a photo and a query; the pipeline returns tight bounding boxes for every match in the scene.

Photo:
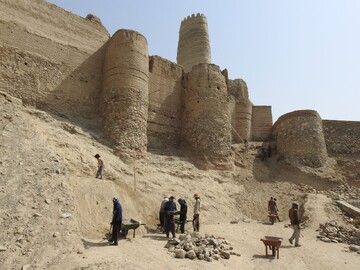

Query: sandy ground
[0,92,359,269]
[53,195,358,270]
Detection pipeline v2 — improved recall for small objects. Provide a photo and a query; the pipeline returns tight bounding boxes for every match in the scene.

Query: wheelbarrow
[121,219,145,238]
[260,236,283,259]
[174,217,192,232]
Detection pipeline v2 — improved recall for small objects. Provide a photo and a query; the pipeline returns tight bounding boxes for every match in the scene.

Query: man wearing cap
[193,194,201,232]
[109,197,122,246]
[288,202,301,247]
[163,196,177,238]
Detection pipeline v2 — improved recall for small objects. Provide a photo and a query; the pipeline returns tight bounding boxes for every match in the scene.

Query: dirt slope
[0,91,358,269]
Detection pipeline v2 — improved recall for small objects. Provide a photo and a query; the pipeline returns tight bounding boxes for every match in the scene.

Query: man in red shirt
[288,202,301,247]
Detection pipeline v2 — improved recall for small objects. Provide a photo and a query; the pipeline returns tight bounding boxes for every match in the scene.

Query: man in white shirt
[193,194,201,232]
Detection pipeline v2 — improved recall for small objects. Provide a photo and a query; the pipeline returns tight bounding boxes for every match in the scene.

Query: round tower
[229,79,252,142]
[272,110,328,168]
[101,29,149,159]
[182,64,233,169]
[177,13,211,73]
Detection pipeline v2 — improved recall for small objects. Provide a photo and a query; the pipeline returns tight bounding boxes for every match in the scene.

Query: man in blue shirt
[164,196,177,238]
[109,197,122,246]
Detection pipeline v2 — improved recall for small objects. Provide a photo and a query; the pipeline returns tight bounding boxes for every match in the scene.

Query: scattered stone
[174,249,186,259]
[212,254,221,260]
[33,213,42,217]
[55,169,61,174]
[164,232,238,262]
[22,264,31,270]
[186,250,196,260]
[45,199,51,204]
[204,255,212,262]
[317,221,360,246]
[320,237,331,243]
[220,250,230,259]
[53,232,60,238]
[349,245,360,252]
[242,218,251,223]
[230,219,239,224]
[60,213,71,219]
[0,246,7,251]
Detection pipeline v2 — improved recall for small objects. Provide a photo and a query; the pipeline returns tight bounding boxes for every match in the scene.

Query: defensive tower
[229,79,253,142]
[177,13,212,72]
[101,29,149,158]
[182,63,233,169]
[272,110,328,168]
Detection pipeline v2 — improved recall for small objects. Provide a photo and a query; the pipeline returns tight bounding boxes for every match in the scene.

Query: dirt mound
[0,92,359,269]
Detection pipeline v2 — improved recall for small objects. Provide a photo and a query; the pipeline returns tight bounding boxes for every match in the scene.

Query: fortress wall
[229,79,252,142]
[0,0,109,116]
[148,56,183,148]
[177,13,211,73]
[101,30,149,158]
[323,120,360,155]
[251,106,273,141]
[272,110,328,168]
[182,64,233,169]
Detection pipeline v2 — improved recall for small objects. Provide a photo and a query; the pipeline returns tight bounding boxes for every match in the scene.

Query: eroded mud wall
[0,0,110,117]
[101,30,149,159]
[182,64,233,169]
[272,110,328,167]
[323,120,360,155]
[229,79,252,142]
[251,106,273,141]
[148,56,183,149]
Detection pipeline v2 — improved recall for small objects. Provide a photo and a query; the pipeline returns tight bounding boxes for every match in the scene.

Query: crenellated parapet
[177,13,211,72]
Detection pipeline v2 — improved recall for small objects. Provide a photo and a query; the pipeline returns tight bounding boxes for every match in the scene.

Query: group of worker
[159,194,201,238]
[100,154,301,248]
[267,196,301,247]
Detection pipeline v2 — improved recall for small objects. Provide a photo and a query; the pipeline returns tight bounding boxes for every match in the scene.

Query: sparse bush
[352,217,360,225]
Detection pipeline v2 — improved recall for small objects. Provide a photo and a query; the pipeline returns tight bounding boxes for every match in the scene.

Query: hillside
[0,91,359,269]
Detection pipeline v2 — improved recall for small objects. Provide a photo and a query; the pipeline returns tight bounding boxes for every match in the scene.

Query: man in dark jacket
[288,202,301,247]
[109,197,122,246]
[178,198,188,234]
[164,196,177,238]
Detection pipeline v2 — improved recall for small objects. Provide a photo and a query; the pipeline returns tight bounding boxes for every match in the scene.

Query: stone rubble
[164,232,240,261]
[317,221,360,249]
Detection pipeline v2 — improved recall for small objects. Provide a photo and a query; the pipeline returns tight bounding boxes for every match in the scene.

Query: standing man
[288,202,301,247]
[94,154,105,179]
[193,194,201,232]
[164,196,177,238]
[109,197,122,246]
[178,198,188,234]
[159,196,168,232]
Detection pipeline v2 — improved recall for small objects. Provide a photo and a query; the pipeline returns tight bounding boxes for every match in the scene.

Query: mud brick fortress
[1,0,359,169]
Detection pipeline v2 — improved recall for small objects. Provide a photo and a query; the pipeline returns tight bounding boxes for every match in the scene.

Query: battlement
[177,13,211,72]
[181,13,207,23]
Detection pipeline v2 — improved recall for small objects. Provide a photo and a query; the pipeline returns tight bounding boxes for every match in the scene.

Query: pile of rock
[164,232,241,262]
[317,221,360,247]
[297,184,316,194]
[320,185,360,201]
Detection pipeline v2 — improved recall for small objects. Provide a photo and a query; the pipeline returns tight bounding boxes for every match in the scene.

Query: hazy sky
[48,0,360,122]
